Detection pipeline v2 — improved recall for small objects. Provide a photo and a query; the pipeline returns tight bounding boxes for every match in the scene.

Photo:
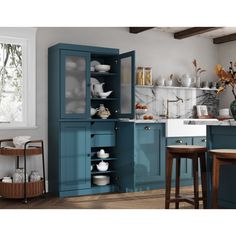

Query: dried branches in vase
[192,59,206,88]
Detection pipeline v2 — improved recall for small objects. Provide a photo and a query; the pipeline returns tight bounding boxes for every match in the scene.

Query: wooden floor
[0,186,203,209]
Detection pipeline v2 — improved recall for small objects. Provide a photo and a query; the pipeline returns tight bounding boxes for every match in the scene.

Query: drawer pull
[201,139,207,142]
[176,140,183,144]
[144,126,151,130]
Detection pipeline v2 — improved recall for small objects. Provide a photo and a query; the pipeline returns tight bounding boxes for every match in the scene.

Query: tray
[0,178,44,199]
[0,147,42,156]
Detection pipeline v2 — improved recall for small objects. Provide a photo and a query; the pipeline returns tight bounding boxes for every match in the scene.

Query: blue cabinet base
[59,185,118,198]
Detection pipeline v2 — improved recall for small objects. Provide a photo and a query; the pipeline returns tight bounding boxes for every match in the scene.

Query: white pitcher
[93,83,104,97]
[178,74,193,87]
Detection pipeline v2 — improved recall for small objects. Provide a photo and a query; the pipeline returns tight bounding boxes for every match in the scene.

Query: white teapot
[96,161,109,171]
[93,83,104,97]
[97,104,111,119]
[178,74,193,87]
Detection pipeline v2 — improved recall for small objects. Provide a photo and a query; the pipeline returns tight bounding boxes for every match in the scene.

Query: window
[0,28,36,128]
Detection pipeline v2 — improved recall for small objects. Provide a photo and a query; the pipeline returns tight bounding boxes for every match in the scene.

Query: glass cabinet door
[118,51,135,118]
[60,50,90,119]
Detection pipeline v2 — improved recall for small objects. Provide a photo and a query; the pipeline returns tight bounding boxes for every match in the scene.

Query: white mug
[156,77,165,86]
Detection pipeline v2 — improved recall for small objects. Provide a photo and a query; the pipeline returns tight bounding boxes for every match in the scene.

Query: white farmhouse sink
[165,118,218,137]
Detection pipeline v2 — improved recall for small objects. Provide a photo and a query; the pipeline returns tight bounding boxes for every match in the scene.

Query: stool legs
[193,156,199,209]
[200,153,207,209]
[212,155,221,209]
[165,152,173,209]
[175,157,181,209]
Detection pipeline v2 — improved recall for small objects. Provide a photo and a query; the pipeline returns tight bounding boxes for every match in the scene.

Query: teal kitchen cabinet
[192,136,207,146]
[49,43,135,121]
[116,122,165,192]
[48,43,135,197]
[60,122,90,194]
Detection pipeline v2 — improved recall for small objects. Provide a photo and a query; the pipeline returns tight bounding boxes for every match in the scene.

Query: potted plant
[192,59,206,88]
[215,62,236,120]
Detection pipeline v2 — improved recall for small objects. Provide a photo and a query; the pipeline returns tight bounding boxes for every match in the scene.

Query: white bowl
[98,91,113,99]
[93,175,110,186]
[95,65,111,72]
[136,109,148,115]
[219,108,230,117]
[13,136,31,148]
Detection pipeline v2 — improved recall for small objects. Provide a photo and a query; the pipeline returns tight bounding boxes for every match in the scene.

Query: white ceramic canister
[29,170,41,182]
[13,168,28,183]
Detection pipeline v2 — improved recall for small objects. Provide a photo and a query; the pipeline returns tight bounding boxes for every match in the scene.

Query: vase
[230,99,236,120]
[196,77,201,88]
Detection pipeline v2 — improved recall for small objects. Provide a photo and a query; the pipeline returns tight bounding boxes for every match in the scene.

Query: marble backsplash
[135,86,219,119]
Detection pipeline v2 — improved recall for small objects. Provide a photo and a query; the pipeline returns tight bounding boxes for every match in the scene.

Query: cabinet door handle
[201,139,207,142]
[114,127,119,131]
[144,126,151,130]
[176,139,183,144]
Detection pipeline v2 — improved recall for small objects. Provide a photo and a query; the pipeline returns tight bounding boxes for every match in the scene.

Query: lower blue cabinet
[166,137,193,183]
[116,122,165,192]
[60,122,91,192]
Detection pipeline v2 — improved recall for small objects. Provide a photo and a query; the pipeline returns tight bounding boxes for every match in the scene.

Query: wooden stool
[209,149,236,209]
[165,145,207,209]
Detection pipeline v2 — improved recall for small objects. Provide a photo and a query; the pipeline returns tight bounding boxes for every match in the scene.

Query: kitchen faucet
[166,96,184,119]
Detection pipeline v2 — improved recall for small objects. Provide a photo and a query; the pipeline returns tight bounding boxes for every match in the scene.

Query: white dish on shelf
[91,60,101,68]
[93,175,110,186]
[97,152,109,159]
[95,64,111,72]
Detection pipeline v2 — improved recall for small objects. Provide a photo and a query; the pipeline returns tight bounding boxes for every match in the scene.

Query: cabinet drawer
[167,137,192,146]
[193,136,207,146]
[91,122,115,135]
[91,134,115,147]
[136,124,161,144]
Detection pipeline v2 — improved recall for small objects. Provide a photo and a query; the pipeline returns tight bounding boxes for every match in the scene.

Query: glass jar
[144,67,152,85]
[29,170,41,182]
[136,67,144,85]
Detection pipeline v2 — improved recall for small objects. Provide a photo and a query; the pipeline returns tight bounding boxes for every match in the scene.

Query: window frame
[0,28,36,129]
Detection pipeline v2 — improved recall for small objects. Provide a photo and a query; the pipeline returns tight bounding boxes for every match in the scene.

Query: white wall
[218,41,236,108]
[0,27,219,179]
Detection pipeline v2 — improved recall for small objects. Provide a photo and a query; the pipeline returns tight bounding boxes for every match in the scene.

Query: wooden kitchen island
[185,119,236,208]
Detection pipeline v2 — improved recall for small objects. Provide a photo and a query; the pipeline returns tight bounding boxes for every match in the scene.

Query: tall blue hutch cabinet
[48,43,135,197]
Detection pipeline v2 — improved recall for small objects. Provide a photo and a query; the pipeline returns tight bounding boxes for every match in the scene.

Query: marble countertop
[118,119,167,123]
[183,119,236,126]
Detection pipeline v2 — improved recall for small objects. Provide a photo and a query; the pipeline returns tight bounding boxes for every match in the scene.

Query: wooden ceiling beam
[213,33,236,44]
[129,27,154,34]
[174,27,222,39]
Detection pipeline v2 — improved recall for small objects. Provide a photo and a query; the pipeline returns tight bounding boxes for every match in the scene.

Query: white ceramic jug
[93,83,104,97]
[178,74,193,87]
